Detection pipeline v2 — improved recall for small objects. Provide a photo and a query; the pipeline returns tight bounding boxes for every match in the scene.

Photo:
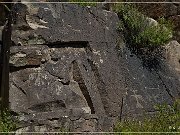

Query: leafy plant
[114,4,173,49]
[114,100,180,134]
[0,109,17,132]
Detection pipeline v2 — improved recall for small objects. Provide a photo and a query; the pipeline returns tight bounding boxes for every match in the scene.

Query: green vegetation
[114,100,180,134]
[114,4,173,48]
[69,0,98,7]
[59,127,70,135]
[0,109,16,132]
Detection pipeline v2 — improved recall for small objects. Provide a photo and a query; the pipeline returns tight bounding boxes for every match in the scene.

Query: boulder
[10,2,124,132]
[118,42,180,118]
[8,1,180,132]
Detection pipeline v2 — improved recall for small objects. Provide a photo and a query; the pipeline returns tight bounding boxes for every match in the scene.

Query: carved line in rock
[72,60,95,114]
[47,42,96,114]
[87,58,109,115]
[84,45,110,115]
[47,42,108,115]
[9,41,109,116]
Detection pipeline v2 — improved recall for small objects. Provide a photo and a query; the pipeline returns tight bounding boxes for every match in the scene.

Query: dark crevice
[46,41,88,48]
[83,64,88,71]
[119,97,124,122]
[12,81,27,96]
[30,120,34,123]
[87,8,106,25]
[155,69,174,100]
[72,60,95,114]
[60,80,70,85]
[36,124,44,127]
[9,111,19,116]
[0,9,12,110]
[54,127,60,129]
[10,65,40,73]
[48,118,59,121]
[51,57,58,62]
[87,59,109,115]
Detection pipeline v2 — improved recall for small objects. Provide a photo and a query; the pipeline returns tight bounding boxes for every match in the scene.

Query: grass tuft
[114,100,180,134]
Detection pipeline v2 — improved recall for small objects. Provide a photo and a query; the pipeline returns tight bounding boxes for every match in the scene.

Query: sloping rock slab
[10,2,124,132]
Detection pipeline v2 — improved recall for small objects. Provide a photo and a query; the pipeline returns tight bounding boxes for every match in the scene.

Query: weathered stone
[119,49,169,117]
[118,41,180,118]
[8,1,180,132]
[10,45,49,67]
[165,40,180,75]
[72,117,97,132]
[10,2,124,132]
[168,15,180,42]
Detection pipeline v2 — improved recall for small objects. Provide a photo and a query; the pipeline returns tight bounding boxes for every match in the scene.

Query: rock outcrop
[119,42,180,118]
[10,2,124,132]
[0,1,179,132]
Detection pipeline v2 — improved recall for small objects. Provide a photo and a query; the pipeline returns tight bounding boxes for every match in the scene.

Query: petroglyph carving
[131,90,144,109]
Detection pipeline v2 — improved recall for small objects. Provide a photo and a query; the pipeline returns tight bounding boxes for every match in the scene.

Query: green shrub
[114,100,180,134]
[114,4,173,48]
[69,0,98,7]
[0,109,16,132]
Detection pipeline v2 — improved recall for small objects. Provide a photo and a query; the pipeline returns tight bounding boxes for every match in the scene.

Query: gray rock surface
[8,1,180,132]
[118,44,180,118]
[10,2,124,132]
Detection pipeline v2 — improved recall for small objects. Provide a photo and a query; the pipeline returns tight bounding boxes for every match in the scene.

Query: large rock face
[119,43,180,118]
[10,2,124,132]
[8,1,180,132]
